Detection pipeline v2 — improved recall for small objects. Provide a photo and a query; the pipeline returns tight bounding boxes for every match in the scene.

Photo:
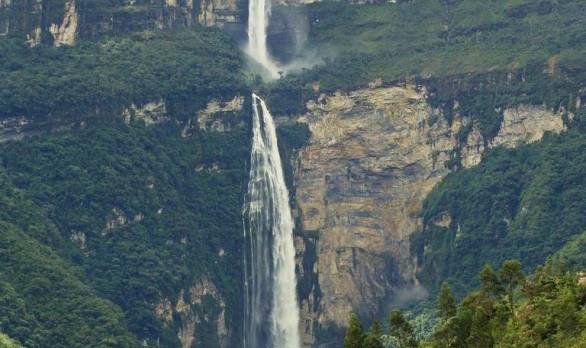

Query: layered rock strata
[0,0,243,46]
[155,277,229,348]
[292,85,566,345]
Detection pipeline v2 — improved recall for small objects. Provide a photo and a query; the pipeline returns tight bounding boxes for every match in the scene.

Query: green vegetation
[346,260,586,347]
[363,321,384,348]
[412,130,586,295]
[1,0,585,347]
[0,22,254,346]
[426,260,586,347]
[343,314,385,348]
[268,0,586,127]
[0,333,23,348]
[299,0,586,91]
[0,120,250,347]
[0,28,245,121]
[343,309,418,348]
[0,222,139,347]
[551,232,586,271]
[344,314,366,348]
[388,310,418,348]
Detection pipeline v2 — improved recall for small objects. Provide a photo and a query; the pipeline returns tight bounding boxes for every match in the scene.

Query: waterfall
[247,0,279,78]
[243,94,301,348]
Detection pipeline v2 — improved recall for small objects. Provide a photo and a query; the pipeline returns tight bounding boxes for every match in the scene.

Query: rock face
[267,6,309,63]
[123,100,169,126]
[0,95,243,143]
[292,85,566,345]
[0,0,79,47]
[198,0,242,27]
[49,0,78,46]
[0,115,79,143]
[196,96,245,132]
[0,0,244,46]
[178,95,245,137]
[155,277,229,348]
[461,105,567,168]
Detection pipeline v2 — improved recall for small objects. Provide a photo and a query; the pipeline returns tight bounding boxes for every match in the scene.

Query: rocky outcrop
[0,94,244,143]
[461,105,567,167]
[198,0,241,27]
[292,85,566,344]
[70,230,87,250]
[197,96,244,131]
[294,86,459,336]
[49,0,78,47]
[181,95,245,136]
[104,207,128,232]
[0,115,79,143]
[123,100,169,126]
[154,277,229,348]
[1,0,78,47]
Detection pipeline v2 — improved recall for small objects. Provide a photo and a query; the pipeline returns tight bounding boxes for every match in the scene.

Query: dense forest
[0,0,585,347]
[268,0,586,113]
[344,259,586,347]
[0,121,250,347]
[0,29,246,121]
[412,130,586,295]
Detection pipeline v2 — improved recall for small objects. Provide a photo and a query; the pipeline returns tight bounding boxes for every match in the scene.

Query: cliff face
[155,277,229,348]
[0,0,243,46]
[198,0,242,28]
[292,85,566,345]
[0,90,250,347]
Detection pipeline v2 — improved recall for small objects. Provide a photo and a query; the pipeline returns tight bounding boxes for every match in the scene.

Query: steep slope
[0,28,245,142]
[413,130,586,295]
[1,0,586,347]
[291,83,574,345]
[0,168,140,347]
[0,9,253,346]
[300,0,586,90]
[0,117,250,347]
[552,231,586,271]
[259,1,586,345]
[0,0,244,47]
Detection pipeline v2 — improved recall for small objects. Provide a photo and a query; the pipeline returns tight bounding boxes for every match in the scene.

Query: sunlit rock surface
[292,85,566,344]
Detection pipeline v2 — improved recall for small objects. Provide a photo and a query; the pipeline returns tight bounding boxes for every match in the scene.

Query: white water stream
[243,94,301,348]
[247,0,280,78]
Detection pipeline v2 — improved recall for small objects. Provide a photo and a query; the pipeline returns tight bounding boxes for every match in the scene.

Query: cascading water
[247,0,280,78]
[243,94,301,348]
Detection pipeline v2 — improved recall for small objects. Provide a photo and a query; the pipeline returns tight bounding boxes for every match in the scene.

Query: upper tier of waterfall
[247,0,280,78]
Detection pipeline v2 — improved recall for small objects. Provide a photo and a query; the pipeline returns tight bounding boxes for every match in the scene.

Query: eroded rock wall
[0,0,244,46]
[155,277,229,348]
[198,0,242,27]
[292,85,566,345]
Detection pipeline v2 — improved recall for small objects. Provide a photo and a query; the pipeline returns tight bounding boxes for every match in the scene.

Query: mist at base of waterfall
[243,44,333,81]
[245,2,332,81]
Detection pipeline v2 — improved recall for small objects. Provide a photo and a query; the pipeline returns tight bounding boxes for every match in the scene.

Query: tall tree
[466,307,493,348]
[499,260,525,324]
[364,320,384,348]
[438,282,457,321]
[344,313,365,348]
[479,265,503,298]
[389,310,418,348]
